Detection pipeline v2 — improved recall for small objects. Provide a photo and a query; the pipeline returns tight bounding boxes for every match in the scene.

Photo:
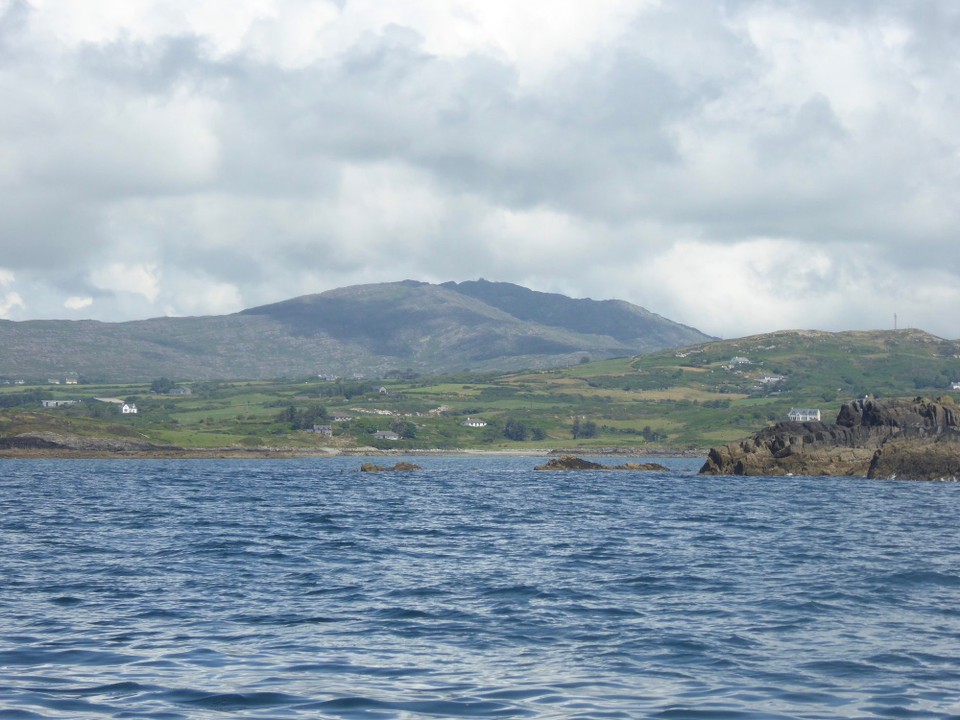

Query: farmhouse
[952,382,960,391]
[788,408,821,422]
[121,403,138,415]
[461,417,488,428]
[312,425,333,436]
[372,431,400,441]
[41,400,79,408]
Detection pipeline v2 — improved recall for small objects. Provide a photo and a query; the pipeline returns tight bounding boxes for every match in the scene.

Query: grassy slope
[2,329,958,453]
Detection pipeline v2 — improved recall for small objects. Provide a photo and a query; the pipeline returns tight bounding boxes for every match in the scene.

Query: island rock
[700,397,960,480]
[535,455,668,471]
[360,461,422,472]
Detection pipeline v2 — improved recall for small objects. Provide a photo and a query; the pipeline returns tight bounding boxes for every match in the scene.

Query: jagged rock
[700,398,960,480]
[535,455,668,471]
[360,461,422,472]
[868,436,960,481]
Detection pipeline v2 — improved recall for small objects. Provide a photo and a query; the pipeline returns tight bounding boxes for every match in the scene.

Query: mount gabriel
[0,280,713,382]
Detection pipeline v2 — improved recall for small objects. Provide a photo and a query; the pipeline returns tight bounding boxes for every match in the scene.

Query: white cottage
[121,403,138,414]
[788,408,820,422]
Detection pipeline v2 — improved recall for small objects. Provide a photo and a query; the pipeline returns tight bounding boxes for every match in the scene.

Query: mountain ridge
[0,280,714,381]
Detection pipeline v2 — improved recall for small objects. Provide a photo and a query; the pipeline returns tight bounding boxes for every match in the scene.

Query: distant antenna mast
[894,313,898,331]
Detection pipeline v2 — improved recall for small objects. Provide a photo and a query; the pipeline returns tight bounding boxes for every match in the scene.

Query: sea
[2,456,960,719]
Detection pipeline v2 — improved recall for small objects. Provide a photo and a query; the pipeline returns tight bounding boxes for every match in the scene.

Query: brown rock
[868,436,960,481]
[360,461,422,472]
[700,397,960,480]
[535,455,668,471]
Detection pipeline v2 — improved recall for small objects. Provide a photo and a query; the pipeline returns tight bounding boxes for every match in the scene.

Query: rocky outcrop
[0,431,165,452]
[868,435,960,481]
[360,461,422,472]
[700,398,960,480]
[535,455,668,471]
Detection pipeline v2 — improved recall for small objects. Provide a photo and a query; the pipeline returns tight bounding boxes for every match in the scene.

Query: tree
[503,418,528,441]
[572,417,597,439]
[276,404,328,430]
[530,427,546,441]
[390,420,417,439]
[150,377,176,394]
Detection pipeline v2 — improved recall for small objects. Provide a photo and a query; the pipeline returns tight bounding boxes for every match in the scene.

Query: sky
[1,0,959,339]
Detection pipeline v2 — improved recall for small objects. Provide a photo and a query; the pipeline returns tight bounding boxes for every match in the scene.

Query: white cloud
[1,1,960,340]
[64,296,94,310]
[0,266,24,318]
[0,268,26,319]
[23,0,646,80]
[89,262,161,303]
[0,291,24,318]
[632,237,960,339]
[164,274,243,317]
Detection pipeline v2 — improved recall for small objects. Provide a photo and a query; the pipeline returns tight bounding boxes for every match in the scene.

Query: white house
[952,382,960,391]
[788,408,820,422]
[121,403,138,414]
[731,356,751,365]
[461,417,488,428]
[373,430,400,441]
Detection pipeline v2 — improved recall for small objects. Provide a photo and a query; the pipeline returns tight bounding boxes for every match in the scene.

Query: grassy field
[2,328,958,453]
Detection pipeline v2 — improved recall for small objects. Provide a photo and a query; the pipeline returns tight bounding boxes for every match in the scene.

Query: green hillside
[0,280,712,381]
[2,329,958,454]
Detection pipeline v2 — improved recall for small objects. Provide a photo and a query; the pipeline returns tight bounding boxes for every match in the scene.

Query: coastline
[0,446,702,460]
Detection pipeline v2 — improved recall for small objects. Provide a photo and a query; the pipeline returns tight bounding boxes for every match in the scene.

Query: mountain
[0,280,713,382]
[441,280,703,348]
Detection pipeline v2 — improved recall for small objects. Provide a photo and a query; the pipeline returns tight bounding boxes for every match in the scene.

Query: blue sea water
[2,457,960,719]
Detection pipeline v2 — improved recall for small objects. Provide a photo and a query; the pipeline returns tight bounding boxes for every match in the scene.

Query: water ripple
[2,457,960,718]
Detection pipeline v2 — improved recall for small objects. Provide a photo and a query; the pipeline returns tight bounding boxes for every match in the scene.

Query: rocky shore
[535,455,669,471]
[700,397,960,480]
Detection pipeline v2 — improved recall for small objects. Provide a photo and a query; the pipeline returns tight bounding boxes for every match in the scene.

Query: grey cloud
[1,1,959,338]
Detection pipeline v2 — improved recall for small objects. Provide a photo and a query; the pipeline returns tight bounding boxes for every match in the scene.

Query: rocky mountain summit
[700,397,960,480]
[0,280,712,381]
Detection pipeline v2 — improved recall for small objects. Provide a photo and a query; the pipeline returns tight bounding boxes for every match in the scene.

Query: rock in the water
[360,461,422,472]
[868,436,960,481]
[700,397,960,480]
[536,455,668,471]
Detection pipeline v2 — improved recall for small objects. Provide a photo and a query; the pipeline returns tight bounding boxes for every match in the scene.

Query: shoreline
[0,446,705,461]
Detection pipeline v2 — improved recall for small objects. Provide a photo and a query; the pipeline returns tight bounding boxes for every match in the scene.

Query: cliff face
[700,398,960,480]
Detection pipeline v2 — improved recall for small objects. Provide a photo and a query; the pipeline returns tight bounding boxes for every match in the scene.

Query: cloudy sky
[1,0,958,339]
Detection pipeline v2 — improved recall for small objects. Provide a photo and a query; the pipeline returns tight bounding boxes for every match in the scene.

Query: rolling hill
[0,280,713,382]
[3,326,959,454]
